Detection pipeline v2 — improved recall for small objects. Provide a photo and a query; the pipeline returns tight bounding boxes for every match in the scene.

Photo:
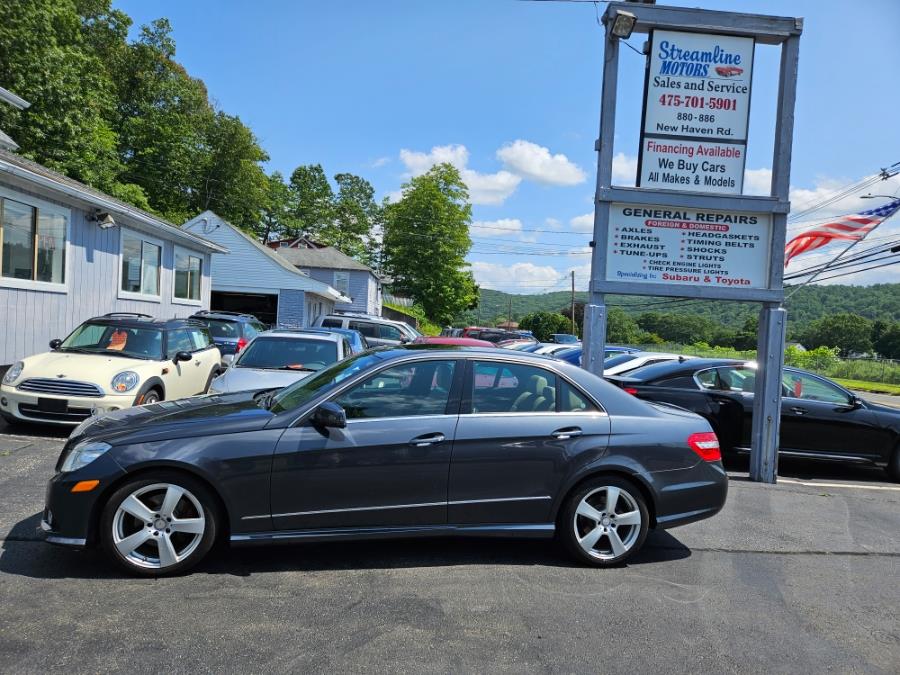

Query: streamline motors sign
[638,30,755,194]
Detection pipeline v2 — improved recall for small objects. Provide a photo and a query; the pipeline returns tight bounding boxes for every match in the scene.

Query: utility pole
[507,296,513,329]
[571,270,576,336]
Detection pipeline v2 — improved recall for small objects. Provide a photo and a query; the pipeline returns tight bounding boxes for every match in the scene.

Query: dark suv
[189,311,267,365]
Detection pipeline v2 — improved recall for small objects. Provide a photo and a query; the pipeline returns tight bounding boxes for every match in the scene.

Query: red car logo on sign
[715,66,743,77]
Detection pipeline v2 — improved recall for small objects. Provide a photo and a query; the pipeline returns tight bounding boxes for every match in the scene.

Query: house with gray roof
[273,240,382,316]
[182,211,350,327]
[0,87,226,366]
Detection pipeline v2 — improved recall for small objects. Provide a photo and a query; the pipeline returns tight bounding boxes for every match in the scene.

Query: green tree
[381,163,477,324]
[874,323,900,359]
[0,0,125,191]
[191,111,268,226]
[731,315,759,351]
[519,312,571,342]
[801,313,873,356]
[289,164,334,238]
[254,171,297,242]
[637,311,717,344]
[320,173,379,261]
[607,308,654,344]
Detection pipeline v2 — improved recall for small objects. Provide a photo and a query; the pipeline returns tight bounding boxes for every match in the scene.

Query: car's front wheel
[559,476,649,567]
[99,472,218,576]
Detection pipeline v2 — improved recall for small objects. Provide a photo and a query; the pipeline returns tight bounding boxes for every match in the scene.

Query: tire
[141,388,161,405]
[99,471,219,577]
[558,476,650,567]
[887,446,900,483]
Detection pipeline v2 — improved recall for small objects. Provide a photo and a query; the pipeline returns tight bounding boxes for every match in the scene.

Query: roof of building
[0,147,227,254]
[275,245,375,273]
[182,211,351,303]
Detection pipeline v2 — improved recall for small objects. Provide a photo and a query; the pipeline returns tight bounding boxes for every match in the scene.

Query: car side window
[189,328,211,350]
[695,369,720,390]
[782,371,851,404]
[167,329,195,357]
[321,318,342,328]
[341,337,352,357]
[718,366,757,393]
[560,380,595,412]
[332,360,456,420]
[349,321,379,339]
[379,324,403,341]
[243,323,259,340]
[653,375,698,389]
[472,361,557,414]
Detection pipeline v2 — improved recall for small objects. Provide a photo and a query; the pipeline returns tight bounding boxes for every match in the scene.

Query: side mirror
[312,401,347,429]
[399,336,409,344]
[49,339,62,350]
[174,351,192,363]
[850,396,864,409]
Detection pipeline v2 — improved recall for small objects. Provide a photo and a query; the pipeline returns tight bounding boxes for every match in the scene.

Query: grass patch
[832,379,900,396]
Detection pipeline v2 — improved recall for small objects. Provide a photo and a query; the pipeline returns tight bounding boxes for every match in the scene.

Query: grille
[18,403,93,422]
[17,378,104,398]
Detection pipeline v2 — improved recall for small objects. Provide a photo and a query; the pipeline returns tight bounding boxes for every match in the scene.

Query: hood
[20,351,151,384]
[213,367,315,393]
[71,390,275,445]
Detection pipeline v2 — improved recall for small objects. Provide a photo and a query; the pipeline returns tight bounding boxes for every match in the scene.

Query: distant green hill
[456,284,900,334]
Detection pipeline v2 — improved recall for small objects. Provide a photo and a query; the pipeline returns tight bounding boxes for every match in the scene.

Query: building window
[174,248,202,301]
[334,271,350,297]
[0,196,67,284]
[121,230,161,296]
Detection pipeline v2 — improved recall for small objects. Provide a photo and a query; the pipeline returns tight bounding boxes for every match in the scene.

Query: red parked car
[413,336,495,347]
[715,66,743,77]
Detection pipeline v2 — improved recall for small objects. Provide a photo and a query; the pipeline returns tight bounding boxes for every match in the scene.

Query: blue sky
[115,0,900,291]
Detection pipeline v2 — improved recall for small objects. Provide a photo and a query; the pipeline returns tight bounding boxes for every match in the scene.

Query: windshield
[603,353,638,368]
[235,337,338,371]
[61,322,163,360]
[269,352,383,413]
[552,334,578,344]
[201,319,242,339]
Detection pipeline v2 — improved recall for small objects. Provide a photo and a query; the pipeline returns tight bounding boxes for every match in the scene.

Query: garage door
[211,292,278,326]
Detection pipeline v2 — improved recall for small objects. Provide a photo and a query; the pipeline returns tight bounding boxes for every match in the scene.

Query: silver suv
[314,313,420,347]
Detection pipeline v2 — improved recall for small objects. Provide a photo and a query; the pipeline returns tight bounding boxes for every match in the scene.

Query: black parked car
[42,347,728,576]
[606,358,900,481]
[189,311,268,365]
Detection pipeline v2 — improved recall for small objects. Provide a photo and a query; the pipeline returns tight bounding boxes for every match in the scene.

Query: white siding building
[182,211,349,327]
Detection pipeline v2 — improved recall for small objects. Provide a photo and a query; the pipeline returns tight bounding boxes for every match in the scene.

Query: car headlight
[111,371,140,393]
[60,441,111,473]
[2,361,24,385]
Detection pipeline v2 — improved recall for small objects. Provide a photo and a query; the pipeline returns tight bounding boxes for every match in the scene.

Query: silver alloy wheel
[142,391,160,404]
[573,485,642,561]
[112,483,206,570]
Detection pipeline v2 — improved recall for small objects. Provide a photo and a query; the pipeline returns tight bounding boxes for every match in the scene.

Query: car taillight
[236,337,248,353]
[687,432,721,462]
[624,387,639,395]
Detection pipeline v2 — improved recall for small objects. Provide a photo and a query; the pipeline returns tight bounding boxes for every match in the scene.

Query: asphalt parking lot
[0,424,898,674]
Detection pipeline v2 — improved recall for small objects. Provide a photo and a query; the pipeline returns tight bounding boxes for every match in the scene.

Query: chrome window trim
[241,495,553,521]
[461,411,608,419]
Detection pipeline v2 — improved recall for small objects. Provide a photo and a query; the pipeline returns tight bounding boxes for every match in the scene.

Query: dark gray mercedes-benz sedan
[43,346,728,576]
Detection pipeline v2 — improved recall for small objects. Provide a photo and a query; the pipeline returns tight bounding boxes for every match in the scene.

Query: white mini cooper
[1,313,221,426]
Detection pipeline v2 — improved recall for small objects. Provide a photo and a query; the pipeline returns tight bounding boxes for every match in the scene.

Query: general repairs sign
[605,203,772,289]
[638,30,754,194]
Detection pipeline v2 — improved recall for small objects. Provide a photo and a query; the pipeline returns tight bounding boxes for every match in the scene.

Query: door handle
[552,427,583,440]
[410,433,445,447]
[790,406,807,415]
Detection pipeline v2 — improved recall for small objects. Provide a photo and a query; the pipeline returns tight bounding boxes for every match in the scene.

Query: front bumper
[41,453,127,546]
[0,384,133,426]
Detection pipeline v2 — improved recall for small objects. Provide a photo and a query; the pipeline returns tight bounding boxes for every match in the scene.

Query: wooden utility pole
[571,270,576,336]
[507,296,513,329]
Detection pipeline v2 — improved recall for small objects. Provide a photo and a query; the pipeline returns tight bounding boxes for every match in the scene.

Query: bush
[519,311,572,342]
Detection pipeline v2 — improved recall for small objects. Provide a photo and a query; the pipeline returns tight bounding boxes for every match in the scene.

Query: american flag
[784,198,900,266]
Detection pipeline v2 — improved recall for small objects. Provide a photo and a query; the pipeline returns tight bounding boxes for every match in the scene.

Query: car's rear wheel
[99,472,218,576]
[559,476,649,567]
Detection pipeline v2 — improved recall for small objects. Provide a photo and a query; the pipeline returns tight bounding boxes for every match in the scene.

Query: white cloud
[370,156,391,168]
[570,212,594,233]
[470,218,523,237]
[744,168,772,195]
[471,261,591,294]
[398,144,521,206]
[385,190,403,204]
[612,152,638,186]
[496,140,586,186]
[545,217,563,230]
